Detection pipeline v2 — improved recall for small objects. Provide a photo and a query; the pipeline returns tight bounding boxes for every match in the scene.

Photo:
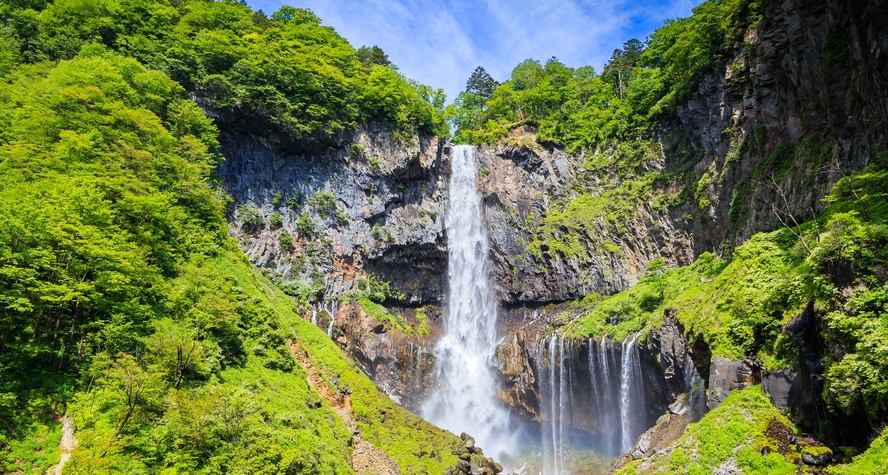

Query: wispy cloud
[248,0,702,102]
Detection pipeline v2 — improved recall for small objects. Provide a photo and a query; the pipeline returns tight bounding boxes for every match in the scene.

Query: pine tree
[465,66,498,99]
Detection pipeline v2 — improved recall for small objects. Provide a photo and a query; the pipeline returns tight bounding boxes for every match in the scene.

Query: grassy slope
[617,386,799,475]
[211,252,462,475]
[828,428,888,475]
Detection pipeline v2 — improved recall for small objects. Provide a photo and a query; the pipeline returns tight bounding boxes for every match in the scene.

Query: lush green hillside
[0,8,459,472]
[1,0,447,145]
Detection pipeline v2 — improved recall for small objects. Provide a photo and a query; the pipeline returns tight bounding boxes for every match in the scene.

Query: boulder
[707,356,760,409]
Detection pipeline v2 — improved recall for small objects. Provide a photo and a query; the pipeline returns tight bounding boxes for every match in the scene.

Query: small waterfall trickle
[538,334,569,475]
[534,333,650,471]
[326,319,334,337]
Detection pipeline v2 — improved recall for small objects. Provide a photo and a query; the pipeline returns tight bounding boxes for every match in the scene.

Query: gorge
[1,0,887,473]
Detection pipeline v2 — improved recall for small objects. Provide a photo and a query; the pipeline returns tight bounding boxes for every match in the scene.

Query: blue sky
[246,0,703,102]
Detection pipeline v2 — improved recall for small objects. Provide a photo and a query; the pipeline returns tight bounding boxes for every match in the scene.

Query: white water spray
[423,145,514,457]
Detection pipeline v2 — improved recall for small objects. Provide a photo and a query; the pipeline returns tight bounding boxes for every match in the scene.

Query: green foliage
[828,427,888,475]
[2,0,448,142]
[279,230,293,251]
[295,212,315,239]
[286,191,304,210]
[446,0,764,149]
[239,204,264,226]
[355,296,408,334]
[269,211,283,227]
[465,66,499,99]
[0,48,454,473]
[415,307,431,338]
[271,190,284,207]
[308,190,337,216]
[355,45,391,68]
[618,386,799,474]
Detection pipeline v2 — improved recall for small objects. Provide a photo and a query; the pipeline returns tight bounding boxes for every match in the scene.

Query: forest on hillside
[1,0,887,474]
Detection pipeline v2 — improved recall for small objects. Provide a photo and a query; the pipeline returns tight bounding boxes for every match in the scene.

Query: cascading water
[423,145,514,457]
[535,333,649,472]
[538,334,573,475]
[619,333,643,453]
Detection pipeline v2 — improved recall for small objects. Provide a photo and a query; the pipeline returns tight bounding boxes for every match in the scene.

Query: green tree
[465,66,498,100]
[356,45,391,67]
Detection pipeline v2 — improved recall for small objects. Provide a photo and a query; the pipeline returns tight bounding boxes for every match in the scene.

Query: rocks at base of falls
[444,433,507,475]
[611,392,705,471]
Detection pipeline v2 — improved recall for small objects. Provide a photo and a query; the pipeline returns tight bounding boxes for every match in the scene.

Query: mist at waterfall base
[422,145,667,474]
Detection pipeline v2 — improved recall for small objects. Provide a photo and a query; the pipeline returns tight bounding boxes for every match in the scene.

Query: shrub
[279,231,293,250]
[295,213,314,239]
[308,191,337,216]
[271,191,284,207]
[239,204,264,226]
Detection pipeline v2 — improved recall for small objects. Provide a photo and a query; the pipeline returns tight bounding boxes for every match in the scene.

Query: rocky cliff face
[218,126,451,306]
[213,0,887,460]
[476,0,888,305]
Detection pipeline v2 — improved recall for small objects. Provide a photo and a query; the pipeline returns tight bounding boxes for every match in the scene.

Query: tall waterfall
[423,145,513,457]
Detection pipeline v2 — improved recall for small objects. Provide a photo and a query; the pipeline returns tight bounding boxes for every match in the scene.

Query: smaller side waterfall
[538,334,571,475]
[619,333,643,453]
[535,333,651,473]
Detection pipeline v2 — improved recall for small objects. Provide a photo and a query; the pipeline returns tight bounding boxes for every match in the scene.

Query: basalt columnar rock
[218,126,451,306]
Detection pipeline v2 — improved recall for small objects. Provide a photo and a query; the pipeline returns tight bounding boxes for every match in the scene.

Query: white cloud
[248,0,702,102]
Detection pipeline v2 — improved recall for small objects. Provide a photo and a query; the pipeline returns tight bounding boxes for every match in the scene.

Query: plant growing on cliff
[239,204,264,227]
[269,211,283,227]
[295,213,315,239]
[308,191,337,216]
[271,191,284,207]
[279,231,293,251]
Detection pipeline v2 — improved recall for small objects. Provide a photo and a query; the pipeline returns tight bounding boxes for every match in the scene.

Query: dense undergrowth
[0,11,458,472]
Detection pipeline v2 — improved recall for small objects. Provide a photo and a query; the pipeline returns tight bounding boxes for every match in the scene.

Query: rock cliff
[476,0,888,305]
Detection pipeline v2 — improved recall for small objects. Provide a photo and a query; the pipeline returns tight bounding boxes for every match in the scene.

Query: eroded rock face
[219,127,450,305]
[325,302,442,413]
[474,0,888,306]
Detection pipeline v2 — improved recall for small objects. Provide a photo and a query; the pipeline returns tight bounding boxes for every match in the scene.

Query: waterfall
[326,319,334,337]
[619,333,643,453]
[423,145,514,457]
[538,334,567,475]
